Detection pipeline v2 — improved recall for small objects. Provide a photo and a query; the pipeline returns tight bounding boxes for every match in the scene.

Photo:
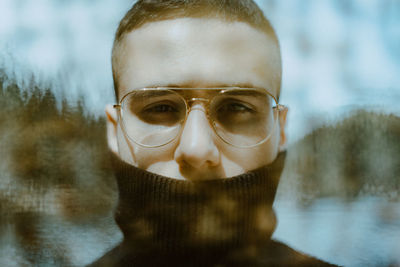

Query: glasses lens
[121,90,186,147]
[210,90,277,147]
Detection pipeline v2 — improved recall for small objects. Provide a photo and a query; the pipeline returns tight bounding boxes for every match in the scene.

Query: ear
[105,104,119,154]
[278,106,288,152]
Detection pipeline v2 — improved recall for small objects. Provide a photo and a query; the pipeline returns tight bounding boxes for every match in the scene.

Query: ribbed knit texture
[91,152,339,266]
[110,152,286,265]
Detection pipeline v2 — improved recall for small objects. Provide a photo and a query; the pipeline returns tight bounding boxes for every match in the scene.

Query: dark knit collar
[110,152,286,264]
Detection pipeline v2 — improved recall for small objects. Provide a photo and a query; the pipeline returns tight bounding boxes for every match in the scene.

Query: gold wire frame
[113,87,286,148]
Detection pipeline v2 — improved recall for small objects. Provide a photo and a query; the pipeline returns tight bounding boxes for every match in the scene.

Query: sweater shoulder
[257,240,340,267]
[88,240,340,267]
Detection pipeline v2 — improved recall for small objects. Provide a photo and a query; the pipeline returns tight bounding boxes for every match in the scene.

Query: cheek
[116,128,136,165]
[261,124,281,164]
[131,140,178,170]
[221,132,279,172]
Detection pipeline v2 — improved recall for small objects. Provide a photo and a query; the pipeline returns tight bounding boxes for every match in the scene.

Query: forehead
[115,18,281,100]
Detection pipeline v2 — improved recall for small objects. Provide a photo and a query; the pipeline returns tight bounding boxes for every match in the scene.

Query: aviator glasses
[114,87,285,148]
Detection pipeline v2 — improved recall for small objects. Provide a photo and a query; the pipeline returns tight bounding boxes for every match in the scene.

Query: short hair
[112,0,281,99]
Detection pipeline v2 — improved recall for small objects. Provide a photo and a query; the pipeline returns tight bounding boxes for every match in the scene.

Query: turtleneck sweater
[90,152,338,267]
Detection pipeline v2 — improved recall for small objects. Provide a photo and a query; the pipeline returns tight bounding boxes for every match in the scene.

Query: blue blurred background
[0,0,399,142]
[0,1,399,266]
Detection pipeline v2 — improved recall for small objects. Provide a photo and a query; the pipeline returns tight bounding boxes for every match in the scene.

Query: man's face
[107,18,287,181]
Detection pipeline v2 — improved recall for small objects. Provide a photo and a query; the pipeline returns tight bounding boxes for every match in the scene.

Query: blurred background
[0,0,399,266]
[1,0,399,141]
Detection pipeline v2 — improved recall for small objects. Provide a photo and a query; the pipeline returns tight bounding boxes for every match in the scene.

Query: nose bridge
[184,98,211,126]
[174,102,219,168]
[183,102,213,148]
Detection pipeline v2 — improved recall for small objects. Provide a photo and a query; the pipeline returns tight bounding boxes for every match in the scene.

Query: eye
[143,103,178,113]
[213,99,259,128]
[138,101,183,125]
[217,101,255,113]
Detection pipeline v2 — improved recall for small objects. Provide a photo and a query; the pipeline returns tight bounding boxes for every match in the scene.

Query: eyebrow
[129,87,267,100]
[163,83,257,89]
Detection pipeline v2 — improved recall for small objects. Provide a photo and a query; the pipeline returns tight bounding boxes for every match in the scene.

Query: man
[92,0,337,266]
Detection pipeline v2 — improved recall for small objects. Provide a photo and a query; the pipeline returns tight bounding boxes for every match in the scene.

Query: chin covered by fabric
[112,153,283,263]
[90,152,338,266]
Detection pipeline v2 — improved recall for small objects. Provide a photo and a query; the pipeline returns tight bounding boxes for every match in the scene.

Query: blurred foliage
[0,70,117,266]
[0,68,399,265]
[1,67,399,211]
[0,69,116,216]
[287,110,400,202]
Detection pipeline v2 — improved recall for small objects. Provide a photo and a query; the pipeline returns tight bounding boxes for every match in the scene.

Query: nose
[174,103,220,171]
